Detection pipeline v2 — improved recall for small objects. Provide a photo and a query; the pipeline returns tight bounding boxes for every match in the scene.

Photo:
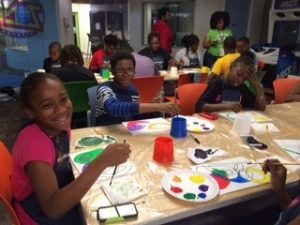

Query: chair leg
[86,110,91,127]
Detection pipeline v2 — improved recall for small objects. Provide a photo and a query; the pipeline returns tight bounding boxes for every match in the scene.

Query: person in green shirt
[203,11,233,68]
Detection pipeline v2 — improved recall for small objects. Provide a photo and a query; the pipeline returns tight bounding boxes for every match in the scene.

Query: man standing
[153,7,174,54]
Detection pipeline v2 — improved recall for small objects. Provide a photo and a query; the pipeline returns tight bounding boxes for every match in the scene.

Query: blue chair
[87,85,99,126]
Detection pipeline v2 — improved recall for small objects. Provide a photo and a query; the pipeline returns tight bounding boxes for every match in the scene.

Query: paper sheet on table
[101,176,147,204]
[219,111,272,123]
[274,139,300,163]
[251,123,280,133]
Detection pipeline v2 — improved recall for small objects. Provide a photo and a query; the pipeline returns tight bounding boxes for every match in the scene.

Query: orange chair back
[177,83,208,115]
[273,78,299,104]
[178,74,192,86]
[132,76,164,103]
[0,141,21,225]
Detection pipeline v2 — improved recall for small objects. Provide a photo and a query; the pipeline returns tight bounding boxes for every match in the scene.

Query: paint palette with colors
[183,116,215,133]
[75,135,117,148]
[161,171,219,202]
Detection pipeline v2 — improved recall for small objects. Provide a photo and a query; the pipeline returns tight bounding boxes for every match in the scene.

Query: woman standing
[203,11,232,68]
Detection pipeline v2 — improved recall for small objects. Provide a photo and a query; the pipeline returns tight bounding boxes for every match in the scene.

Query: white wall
[72,3,91,55]
[247,0,266,45]
[129,0,225,55]
[57,0,74,45]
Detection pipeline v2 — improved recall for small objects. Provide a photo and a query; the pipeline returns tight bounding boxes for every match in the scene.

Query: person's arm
[201,103,242,113]
[98,86,180,117]
[26,143,130,220]
[203,34,217,49]
[262,159,291,210]
[286,81,300,102]
[211,58,222,76]
[248,67,266,111]
[139,102,180,116]
[159,27,168,52]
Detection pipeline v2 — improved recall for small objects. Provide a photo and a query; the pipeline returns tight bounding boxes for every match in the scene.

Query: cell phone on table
[241,135,268,150]
[97,202,138,223]
[199,112,219,120]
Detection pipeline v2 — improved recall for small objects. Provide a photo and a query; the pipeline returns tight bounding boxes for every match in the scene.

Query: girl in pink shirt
[11,73,131,225]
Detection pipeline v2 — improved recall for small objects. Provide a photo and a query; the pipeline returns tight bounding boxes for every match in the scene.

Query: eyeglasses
[114,69,135,76]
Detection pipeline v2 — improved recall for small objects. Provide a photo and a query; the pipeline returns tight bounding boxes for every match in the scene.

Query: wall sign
[0,0,45,38]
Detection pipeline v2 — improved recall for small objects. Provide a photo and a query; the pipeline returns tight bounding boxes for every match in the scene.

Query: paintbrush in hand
[109,140,126,186]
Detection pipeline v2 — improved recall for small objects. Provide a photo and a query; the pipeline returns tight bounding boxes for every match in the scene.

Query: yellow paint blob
[189,175,205,184]
[172,175,182,183]
[246,167,270,184]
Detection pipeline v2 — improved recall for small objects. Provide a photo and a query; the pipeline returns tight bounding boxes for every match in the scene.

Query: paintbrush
[109,140,126,186]
[189,133,200,144]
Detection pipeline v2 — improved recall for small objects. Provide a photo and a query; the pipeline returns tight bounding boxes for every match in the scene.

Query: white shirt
[175,48,201,67]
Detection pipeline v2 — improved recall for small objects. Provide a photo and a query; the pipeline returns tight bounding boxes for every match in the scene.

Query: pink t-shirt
[11,124,57,225]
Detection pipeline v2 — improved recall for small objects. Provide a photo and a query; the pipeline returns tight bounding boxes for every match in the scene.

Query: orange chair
[177,83,208,115]
[0,141,21,225]
[165,74,193,102]
[132,76,164,103]
[273,78,299,104]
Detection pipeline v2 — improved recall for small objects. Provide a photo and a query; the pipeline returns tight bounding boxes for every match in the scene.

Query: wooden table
[71,103,300,225]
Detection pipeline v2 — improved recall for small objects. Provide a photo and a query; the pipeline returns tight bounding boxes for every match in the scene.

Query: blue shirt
[95,81,140,126]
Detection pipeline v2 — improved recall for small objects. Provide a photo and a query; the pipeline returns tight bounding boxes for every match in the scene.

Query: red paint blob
[170,186,183,193]
[211,175,230,190]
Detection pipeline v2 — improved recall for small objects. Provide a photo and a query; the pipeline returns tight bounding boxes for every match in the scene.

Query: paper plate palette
[161,171,219,202]
[75,135,117,148]
[188,147,228,164]
[185,117,215,133]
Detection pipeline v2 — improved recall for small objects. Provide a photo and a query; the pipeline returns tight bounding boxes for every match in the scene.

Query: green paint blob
[74,148,104,164]
[78,137,103,146]
[183,193,196,200]
[212,169,227,177]
[193,122,199,125]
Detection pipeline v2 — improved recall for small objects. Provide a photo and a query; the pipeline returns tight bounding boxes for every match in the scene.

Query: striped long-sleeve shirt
[95,81,140,126]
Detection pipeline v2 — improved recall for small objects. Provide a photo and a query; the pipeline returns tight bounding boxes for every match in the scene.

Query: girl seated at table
[12,73,131,225]
[286,80,300,102]
[95,51,180,126]
[43,41,62,73]
[139,33,177,71]
[195,55,266,113]
[175,34,201,69]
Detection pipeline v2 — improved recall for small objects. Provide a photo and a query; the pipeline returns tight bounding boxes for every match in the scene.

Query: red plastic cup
[153,137,174,163]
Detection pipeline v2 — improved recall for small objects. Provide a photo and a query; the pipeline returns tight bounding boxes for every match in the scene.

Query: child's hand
[100,143,131,168]
[262,159,287,194]
[226,103,242,112]
[158,102,180,116]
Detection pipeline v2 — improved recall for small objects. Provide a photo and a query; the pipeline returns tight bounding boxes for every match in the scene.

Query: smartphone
[199,112,219,120]
[97,203,138,223]
[241,136,268,150]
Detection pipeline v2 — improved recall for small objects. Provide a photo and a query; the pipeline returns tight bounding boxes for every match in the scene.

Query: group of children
[12,7,300,225]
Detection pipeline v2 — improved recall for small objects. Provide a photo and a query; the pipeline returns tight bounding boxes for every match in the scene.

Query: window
[143,1,195,46]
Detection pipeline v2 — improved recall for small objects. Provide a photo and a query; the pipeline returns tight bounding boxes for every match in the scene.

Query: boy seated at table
[195,55,266,113]
[286,80,300,102]
[95,51,180,126]
[210,36,240,79]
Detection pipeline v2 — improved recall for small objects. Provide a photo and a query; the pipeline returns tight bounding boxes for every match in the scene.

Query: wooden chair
[132,76,164,103]
[0,141,21,225]
[177,83,208,115]
[273,78,299,104]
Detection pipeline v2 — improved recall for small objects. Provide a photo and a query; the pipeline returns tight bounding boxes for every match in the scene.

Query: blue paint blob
[203,127,210,130]
[198,193,207,199]
[199,185,209,192]
[231,174,249,183]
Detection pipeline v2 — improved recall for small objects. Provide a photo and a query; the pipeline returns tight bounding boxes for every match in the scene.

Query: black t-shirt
[43,57,61,73]
[138,47,171,70]
[52,63,96,82]
[195,77,256,112]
